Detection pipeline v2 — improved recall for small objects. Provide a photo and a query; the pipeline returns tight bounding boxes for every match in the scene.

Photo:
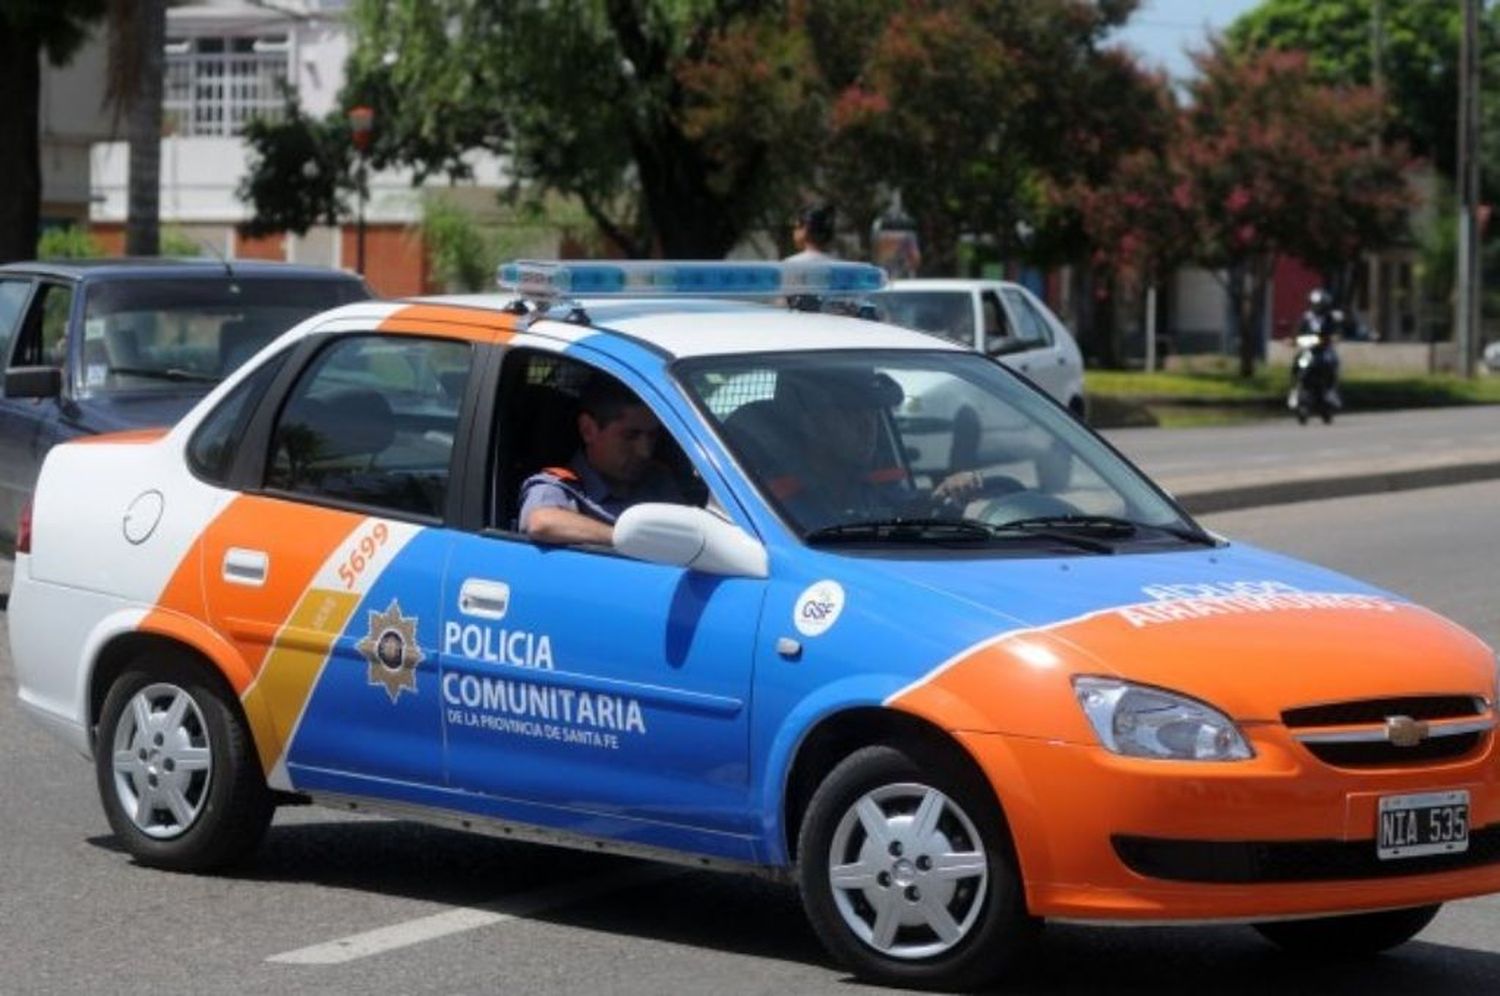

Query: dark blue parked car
[0,259,369,544]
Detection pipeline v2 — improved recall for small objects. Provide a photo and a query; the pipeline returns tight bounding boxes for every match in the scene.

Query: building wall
[342,226,431,298]
[39,24,110,226]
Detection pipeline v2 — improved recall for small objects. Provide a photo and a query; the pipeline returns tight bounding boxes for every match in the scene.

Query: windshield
[872,291,975,347]
[678,350,1204,552]
[79,277,367,396]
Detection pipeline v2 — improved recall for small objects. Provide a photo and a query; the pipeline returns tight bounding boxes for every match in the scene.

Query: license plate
[1377,790,1469,860]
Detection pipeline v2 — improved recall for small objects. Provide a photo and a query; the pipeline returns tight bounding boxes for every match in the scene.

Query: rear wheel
[797,745,1034,991]
[1254,904,1441,957]
[95,651,273,871]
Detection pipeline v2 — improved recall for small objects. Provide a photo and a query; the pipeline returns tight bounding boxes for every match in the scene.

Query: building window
[164,34,290,137]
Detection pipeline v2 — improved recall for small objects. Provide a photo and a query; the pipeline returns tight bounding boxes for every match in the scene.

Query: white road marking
[267,864,678,965]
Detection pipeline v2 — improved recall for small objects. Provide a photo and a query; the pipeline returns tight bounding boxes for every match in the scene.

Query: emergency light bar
[496,260,887,301]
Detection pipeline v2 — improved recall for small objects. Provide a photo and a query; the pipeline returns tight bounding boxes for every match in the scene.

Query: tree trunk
[1231,257,1274,379]
[124,0,165,256]
[0,18,43,263]
[1096,270,1121,369]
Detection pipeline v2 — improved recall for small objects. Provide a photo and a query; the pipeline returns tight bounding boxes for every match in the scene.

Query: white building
[41,25,112,229]
[89,0,506,295]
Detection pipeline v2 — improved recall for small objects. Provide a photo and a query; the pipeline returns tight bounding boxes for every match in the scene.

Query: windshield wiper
[106,366,219,383]
[805,518,997,544]
[998,514,1217,548]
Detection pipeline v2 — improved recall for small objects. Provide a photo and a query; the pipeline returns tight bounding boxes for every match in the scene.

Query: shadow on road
[86,816,1500,992]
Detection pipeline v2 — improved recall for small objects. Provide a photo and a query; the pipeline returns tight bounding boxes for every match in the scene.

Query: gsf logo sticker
[794,581,846,637]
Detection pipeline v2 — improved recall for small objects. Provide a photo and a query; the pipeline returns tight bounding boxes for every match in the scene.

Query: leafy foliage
[1180,45,1410,374]
[237,95,356,238]
[36,225,102,260]
[1226,0,1500,191]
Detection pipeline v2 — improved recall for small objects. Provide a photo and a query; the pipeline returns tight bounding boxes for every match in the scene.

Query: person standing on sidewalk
[785,203,837,263]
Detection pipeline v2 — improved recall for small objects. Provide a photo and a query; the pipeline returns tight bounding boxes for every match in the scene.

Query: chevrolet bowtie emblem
[1385,715,1430,748]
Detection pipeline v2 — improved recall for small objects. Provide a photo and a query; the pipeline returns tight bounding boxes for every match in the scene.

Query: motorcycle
[1287,317,1342,425]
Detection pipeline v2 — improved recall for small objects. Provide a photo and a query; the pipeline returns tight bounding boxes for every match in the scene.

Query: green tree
[1226,0,1500,186]
[1177,44,1411,376]
[0,0,107,263]
[238,95,357,237]
[339,0,814,258]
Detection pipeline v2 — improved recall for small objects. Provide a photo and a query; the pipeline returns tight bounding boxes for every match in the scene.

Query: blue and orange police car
[9,261,1499,990]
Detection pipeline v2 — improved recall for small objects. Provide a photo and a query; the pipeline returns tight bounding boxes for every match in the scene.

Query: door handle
[459,579,511,620]
[223,548,268,587]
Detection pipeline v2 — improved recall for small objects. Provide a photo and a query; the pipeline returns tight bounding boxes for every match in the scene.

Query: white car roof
[417,294,964,359]
[884,279,1014,292]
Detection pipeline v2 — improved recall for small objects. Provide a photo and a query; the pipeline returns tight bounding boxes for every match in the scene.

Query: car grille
[1114,827,1500,884]
[1283,696,1483,728]
[1281,695,1492,768]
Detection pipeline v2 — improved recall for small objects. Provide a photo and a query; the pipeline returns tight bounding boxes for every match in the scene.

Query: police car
[9,261,1499,991]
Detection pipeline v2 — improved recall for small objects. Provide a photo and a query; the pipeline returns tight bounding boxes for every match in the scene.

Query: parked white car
[873,279,1087,417]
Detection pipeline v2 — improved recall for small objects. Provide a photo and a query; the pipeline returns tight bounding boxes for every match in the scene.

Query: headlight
[1072,676,1253,761]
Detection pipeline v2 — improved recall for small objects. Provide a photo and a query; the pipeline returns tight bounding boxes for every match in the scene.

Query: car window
[980,291,1015,355]
[187,350,291,485]
[1002,288,1054,347]
[78,276,367,395]
[9,282,75,369]
[265,335,473,519]
[874,291,975,347]
[0,277,33,366]
[489,349,708,532]
[678,350,1194,545]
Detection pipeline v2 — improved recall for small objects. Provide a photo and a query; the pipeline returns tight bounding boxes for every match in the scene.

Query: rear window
[80,276,367,395]
[874,291,975,347]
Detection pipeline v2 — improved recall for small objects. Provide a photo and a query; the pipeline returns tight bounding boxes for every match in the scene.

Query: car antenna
[188,234,235,279]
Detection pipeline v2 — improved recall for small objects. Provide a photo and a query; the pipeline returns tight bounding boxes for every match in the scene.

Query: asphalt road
[2,483,1498,995]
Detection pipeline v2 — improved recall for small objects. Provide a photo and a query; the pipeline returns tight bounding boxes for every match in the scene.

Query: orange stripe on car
[70,427,170,446]
[142,495,366,771]
[377,303,519,344]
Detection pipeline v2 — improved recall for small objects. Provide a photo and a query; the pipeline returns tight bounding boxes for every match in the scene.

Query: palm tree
[0,1,107,263]
[105,0,167,256]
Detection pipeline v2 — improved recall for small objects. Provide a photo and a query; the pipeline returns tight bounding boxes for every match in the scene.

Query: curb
[1172,458,1500,516]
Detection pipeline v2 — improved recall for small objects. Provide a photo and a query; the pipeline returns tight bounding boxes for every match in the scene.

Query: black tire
[1254,904,1441,958]
[94,650,274,872]
[796,744,1035,991]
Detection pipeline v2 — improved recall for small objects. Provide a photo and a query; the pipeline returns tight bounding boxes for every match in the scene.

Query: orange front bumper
[959,727,1500,922]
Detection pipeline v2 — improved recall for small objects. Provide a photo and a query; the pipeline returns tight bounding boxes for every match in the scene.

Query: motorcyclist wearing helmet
[1290,288,1343,423]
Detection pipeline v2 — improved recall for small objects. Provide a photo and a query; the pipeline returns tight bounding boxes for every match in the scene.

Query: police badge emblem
[357,599,425,702]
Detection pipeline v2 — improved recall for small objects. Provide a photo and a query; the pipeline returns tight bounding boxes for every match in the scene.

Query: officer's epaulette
[541,466,581,483]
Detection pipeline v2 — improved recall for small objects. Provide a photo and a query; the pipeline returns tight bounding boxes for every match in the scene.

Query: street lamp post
[348,105,374,276]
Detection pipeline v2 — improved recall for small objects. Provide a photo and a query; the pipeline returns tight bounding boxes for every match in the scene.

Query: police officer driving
[519,374,683,545]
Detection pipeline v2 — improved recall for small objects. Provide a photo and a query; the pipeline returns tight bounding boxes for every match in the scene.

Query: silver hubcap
[827,783,989,960]
[110,683,212,839]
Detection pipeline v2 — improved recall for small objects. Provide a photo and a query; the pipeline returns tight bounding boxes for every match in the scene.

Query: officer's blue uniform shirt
[518,452,682,531]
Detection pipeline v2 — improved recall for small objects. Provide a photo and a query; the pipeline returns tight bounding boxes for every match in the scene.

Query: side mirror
[614,504,768,579]
[4,366,62,400]
[985,336,1030,357]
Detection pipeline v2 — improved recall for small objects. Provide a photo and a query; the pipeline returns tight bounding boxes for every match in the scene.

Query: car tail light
[17,497,32,555]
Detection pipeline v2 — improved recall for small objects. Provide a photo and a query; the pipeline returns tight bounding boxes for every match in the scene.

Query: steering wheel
[916,472,1026,519]
[964,489,1081,526]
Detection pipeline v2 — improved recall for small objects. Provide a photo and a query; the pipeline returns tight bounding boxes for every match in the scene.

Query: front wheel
[95,651,274,871]
[797,745,1035,991]
[1253,904,1441,957]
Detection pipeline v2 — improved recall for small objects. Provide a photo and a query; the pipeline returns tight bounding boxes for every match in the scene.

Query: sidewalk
[1105,406,1500,514]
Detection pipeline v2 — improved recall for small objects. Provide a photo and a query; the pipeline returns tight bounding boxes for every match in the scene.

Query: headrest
[282,387,396,461]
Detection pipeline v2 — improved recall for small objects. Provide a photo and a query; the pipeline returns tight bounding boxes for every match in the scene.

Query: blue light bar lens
[496,260,886,299]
